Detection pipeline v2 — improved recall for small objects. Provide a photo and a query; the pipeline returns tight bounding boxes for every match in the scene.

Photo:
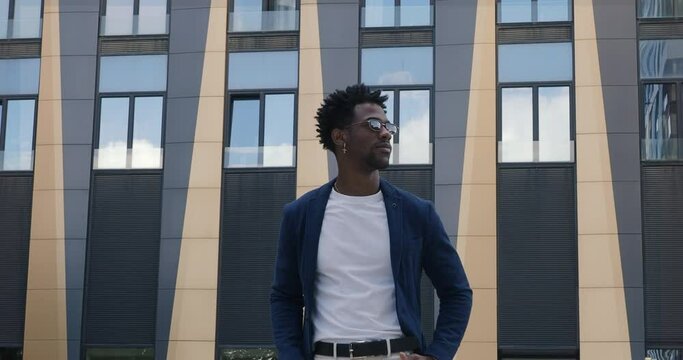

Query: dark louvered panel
[99,37,169,55]
[228,34,298,51]
[498,167,578,350]
[0,40,41,58]
[361,30,433,47]
[380,167,435,344]
[640,22,683,39]
[642,166,683,346]
[218,170,296,345]
[497,25,572,44]
[84,173,162,345]
[0,176,33,345]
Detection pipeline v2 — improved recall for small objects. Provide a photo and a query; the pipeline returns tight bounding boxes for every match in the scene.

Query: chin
[367,155,391,170]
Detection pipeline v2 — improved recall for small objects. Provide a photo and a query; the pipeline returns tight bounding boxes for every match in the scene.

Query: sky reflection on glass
[0,0,9,38]
[98,97,129,168]
[104,0,134,35]
[362,47,433,86]
[0,58,40,95]
[538,86,571,161]
[132,96,163,168]
[228,51,298,90]
[228,99,260,167]
[501,87,533,162]
[13,0,41,38]
[642,83,679,160]
[640,39,683,79]
[498,43,572,83]
[3,100,35,170]
[263,94,295,167]
[99,55,167,92]
[398,90,430,164]
[138,0,167,34]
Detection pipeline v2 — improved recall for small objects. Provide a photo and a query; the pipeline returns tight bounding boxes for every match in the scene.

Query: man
[271,84,472,360]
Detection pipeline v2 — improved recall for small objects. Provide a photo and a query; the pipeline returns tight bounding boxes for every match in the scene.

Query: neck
[334,168,380,196]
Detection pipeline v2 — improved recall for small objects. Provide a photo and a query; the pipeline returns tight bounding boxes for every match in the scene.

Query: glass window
[96,97,129,169]
[646,349,682,360]
[102,0,167,35]
[362,0,432,27]
[85,348,154,360]
[226,94,296,168]
[229,0,299,32]
[95,96,164,169]
[498,42,573,83]
[499,86,573,163]
[499,0,532,23]
[263,94,295,167]
[3,99,35,170]
[640,40,683,80]
[538,86,571,161]
[498,0,571,23]
[380,89,431,165]
[103,0,134,35]
[138,0,167,35]
[12,0,41,38]
[362,47,433,86]
[363,0,395,27]
[132,96,163,168]
[500,87,533,162]
[228,51,298,90]
[637,0,683,18]
[0,0,9,38]
[642,83,681,160]
[0,58,40,95]
[99,55,167,93]
[397,90,430,164]
[227,98,260,167]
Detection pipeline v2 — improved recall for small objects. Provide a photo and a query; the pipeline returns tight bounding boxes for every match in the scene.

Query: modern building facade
[0,0,681,359]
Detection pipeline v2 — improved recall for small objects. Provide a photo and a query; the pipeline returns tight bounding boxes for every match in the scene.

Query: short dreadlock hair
[315,84,388,151]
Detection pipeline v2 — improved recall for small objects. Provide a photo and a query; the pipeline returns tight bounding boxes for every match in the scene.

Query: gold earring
[343,142,348,154]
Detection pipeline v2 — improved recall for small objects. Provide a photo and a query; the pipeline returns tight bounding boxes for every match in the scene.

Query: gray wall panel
[320,48,359,94]
[435,0,477,46]
[169,8,212,54]
[434,137,465,185]
[61,100,95,145]
[156,4,209,358]
[60,56,98,100]
[317,3,359,49]
[434,184,461,237]
[594,3,642,356]
[434,90,468,138]
[58,12,99,56]
[435,45,474,92]
[60,5,100,359]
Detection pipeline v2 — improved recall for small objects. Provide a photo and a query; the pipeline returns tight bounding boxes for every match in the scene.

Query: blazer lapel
[302,180,334,298]
[380,179,403,281]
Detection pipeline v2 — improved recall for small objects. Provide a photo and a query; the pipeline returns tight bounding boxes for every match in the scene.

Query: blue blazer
[270,179,472,360]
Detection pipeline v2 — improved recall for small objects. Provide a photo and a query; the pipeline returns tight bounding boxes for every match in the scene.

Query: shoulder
[282,181,331,216]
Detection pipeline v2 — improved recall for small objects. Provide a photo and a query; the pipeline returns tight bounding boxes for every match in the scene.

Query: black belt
[314,337,418,358]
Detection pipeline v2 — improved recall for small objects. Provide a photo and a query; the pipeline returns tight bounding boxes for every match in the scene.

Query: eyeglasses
[345,118,398,135]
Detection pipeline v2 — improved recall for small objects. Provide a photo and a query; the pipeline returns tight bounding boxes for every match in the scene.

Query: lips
[375,143,392,152]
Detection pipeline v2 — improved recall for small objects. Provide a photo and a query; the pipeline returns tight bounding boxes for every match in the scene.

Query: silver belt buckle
[348,340,368,359]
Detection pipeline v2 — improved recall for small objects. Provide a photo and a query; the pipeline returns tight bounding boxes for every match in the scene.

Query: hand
[399,352,435,360]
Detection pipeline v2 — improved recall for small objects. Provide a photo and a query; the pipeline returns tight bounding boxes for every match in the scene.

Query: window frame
[0,95,38,172]
[359,0,434,29]
[496,0,573,25]
[224,89,298,169]
[99,0,170,36]
[228,0,300,13]
[496,81,575,164]
[639,79,683,161]
[0,0,44,39]
[370,85,433,166]
[93,91,167,170]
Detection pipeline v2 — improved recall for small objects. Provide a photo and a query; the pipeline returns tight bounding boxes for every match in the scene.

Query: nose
[378,125,392,141]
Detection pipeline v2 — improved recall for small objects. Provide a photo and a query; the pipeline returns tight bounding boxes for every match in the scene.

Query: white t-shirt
[312,188,403,343]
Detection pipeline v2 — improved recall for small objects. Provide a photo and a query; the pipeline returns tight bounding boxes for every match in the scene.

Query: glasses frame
[345,117,399,135]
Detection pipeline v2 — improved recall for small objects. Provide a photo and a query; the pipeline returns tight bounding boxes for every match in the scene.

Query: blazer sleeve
[421,202,473,360]
[270,204,306,360]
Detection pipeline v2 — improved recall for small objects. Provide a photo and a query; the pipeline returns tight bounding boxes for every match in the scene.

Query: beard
[362,148,391,170]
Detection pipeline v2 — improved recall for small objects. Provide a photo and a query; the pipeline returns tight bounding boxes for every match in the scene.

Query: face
[342,102,393,171]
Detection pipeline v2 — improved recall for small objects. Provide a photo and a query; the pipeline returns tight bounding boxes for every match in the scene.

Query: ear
[331,128,346,148]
